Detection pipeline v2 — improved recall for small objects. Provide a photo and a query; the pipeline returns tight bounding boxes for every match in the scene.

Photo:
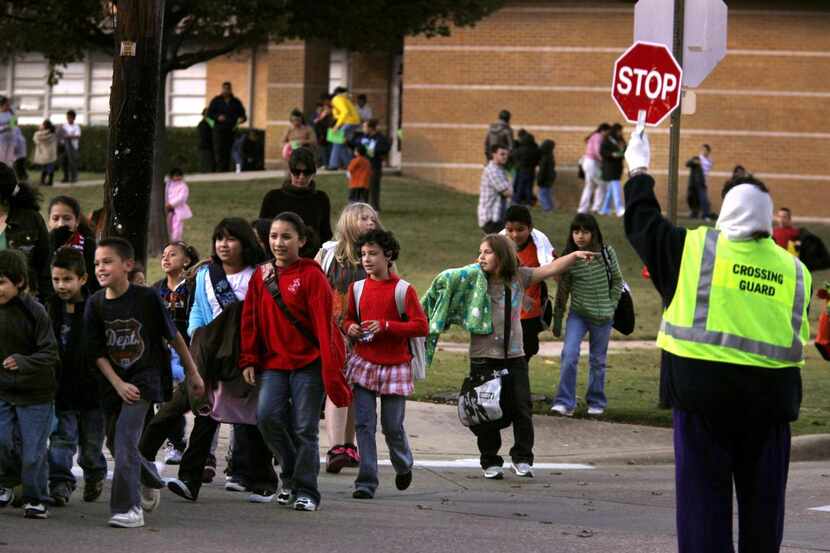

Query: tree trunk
[148,71,170,257]
[104,0,165,269]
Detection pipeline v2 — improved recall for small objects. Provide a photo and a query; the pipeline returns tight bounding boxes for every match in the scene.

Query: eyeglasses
[290,168,314,177]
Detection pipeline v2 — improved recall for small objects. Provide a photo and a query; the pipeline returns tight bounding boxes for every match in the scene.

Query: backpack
[352,279,427,380]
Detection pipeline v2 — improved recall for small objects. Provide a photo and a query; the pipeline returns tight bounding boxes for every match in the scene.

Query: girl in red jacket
[342,229,428,499]
[240,212,351,512]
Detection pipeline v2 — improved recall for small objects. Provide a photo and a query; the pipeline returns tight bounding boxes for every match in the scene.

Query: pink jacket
[584,132,603,161]
[166,178,193,220]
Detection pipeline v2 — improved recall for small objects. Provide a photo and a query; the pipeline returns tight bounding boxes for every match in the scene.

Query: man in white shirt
[60,110,81,183]
[356,94,373,122]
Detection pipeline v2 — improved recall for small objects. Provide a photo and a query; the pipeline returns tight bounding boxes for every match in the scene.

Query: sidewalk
[437,339,656,358]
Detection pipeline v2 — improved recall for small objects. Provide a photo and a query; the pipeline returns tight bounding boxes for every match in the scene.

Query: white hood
[715,183,773,241]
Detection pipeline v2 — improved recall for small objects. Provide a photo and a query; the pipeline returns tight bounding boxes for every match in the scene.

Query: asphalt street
[2,460,828,553]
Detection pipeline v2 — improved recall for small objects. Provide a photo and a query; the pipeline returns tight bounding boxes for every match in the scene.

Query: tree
[0,0,504,260]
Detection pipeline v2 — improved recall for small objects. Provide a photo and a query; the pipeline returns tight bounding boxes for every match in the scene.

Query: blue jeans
[328,124,359,169]
[257,365,324,504]
[48,409,107,489]
[538,186,554,212]
[353,386,413,496]
[0,400,54,503]
[554,312,613,411]
[512,170,535,206]
[600,179,624,215]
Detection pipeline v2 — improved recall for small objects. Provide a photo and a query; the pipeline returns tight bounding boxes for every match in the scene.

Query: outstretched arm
[528,250,595,286]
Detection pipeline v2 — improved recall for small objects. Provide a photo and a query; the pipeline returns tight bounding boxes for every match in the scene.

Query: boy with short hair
[47,247,107,506]
[84,238,204,528]
[501,206,556,361]
[0,249,59,519]
[347,144,372,204]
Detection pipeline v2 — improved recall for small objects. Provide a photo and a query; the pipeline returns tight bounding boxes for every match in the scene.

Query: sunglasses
[290,168,314,177]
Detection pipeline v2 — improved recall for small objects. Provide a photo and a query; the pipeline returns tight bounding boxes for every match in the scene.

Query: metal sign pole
[667,0,685,224]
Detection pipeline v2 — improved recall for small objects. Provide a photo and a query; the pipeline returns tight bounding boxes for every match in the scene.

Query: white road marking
[808,505,830,512]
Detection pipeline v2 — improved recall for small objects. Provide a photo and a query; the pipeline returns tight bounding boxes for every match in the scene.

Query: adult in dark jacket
[0,164,51,302]
[353,119,391,212]
[484,110,514,162]
[207,82,247,172]
[623,131,808,553]
[536,139,557,212]
[511,129,540,206]
[197,109,214,173]
[258,147,332,257]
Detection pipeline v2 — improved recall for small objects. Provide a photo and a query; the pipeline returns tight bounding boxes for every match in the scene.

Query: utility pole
[104,0,165,268]
[667,0,685,224]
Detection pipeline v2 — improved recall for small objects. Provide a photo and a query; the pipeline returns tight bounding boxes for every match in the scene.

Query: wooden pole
[104,0,165,268]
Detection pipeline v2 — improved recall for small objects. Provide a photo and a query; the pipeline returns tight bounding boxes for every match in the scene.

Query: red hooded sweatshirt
[239,258,351,407]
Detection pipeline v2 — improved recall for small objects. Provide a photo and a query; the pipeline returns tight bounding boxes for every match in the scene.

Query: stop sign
[611,41,683,126]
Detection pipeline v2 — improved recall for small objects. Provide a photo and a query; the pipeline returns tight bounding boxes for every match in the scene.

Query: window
[329,49,350,94]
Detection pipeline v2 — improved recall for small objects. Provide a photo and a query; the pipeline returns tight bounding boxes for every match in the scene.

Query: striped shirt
[477,161,511,227]
[554,245,623,325]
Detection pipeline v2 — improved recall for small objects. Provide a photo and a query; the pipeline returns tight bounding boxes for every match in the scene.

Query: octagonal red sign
[611,41,683,126]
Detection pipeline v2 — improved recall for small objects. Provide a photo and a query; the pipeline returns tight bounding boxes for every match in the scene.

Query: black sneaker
[395,471,413,491]
[352,489,373,499]
[50,482,72,507]
[23,502,48,519]
[167,478,197,501]
[83,480,104,502]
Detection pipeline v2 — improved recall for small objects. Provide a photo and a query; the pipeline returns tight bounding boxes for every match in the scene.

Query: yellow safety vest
[657,227,811,368]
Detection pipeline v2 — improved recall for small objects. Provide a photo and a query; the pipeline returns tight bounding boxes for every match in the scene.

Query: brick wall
[400,0,830,217]
[349,51,394,130]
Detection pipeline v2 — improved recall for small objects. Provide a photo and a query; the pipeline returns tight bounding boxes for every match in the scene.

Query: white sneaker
[511,462,534,478]
[224,479,248,492]
[163,445,183,465]
[587,406,605,416]
[140,485,160,512]
[483,466,504,480]
[276,488,296,506]
[0,487,13,507]
[293,496,318,512]
[108,506,144,528]
[550,404,574,417]
[247,489,276,503]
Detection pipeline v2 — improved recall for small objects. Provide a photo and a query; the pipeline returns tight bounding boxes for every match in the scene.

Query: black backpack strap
[263,261,319,348]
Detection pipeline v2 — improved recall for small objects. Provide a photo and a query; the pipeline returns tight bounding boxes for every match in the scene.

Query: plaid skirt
[344,353,413,396]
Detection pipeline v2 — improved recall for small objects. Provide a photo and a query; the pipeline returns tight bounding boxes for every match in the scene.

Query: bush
[19,125,265,174]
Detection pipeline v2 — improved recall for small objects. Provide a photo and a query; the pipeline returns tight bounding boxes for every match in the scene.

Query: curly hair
[356,229,400,266]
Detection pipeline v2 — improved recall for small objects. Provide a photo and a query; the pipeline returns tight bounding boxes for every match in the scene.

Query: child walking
[47,247,107,506]
[551,214,622,417]
[84,238,204,528]
[0,250,59,519]
[47,195,98,293]
[241,212,352,512]
[33,120,58,187]
[500,206,556,361]
[346,145,372,204]
[342,229,427,499]
[315,203,382,473]
[421,236,592,480]
[165,168,193,242]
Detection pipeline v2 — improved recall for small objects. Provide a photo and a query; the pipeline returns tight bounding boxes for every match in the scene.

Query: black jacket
[47,293,101,411]
[536,140,557,188]
[258,182,333,256]
[0,294,59,405]
[197,119,213,150]
[624,174,802,424]
[600,136,625,181]
[512,134,541,173]
[5,206,51,301]
[207,95,246,131]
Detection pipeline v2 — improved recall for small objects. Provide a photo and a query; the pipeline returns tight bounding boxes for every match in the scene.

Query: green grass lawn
[47,173,830,342]
[42,175,830,435]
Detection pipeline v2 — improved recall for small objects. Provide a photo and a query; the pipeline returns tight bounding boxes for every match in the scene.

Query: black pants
[348,187,369,204]
[230,423,278,491]
[673,408,790,553]
[212,128,234,172]
[369,165,383,211]
[139,384,190,462]
[521,317,543,362]
[469,357,534,468]
[199,148,215,173]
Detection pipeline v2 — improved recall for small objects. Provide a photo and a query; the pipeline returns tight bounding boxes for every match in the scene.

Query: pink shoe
[344,444,360,468]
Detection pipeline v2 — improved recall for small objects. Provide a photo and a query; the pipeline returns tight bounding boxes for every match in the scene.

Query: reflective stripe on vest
[659,228,809,366]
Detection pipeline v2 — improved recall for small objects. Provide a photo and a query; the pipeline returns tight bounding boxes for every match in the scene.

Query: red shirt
[772,226,800,249]
[516,240,542,319]
[239,258,344,374]
[347,156,372,189]
[342,274,428,365]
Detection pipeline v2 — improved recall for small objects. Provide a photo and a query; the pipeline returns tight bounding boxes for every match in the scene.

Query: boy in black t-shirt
[47,247,107,506]
[84,238,204,529]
